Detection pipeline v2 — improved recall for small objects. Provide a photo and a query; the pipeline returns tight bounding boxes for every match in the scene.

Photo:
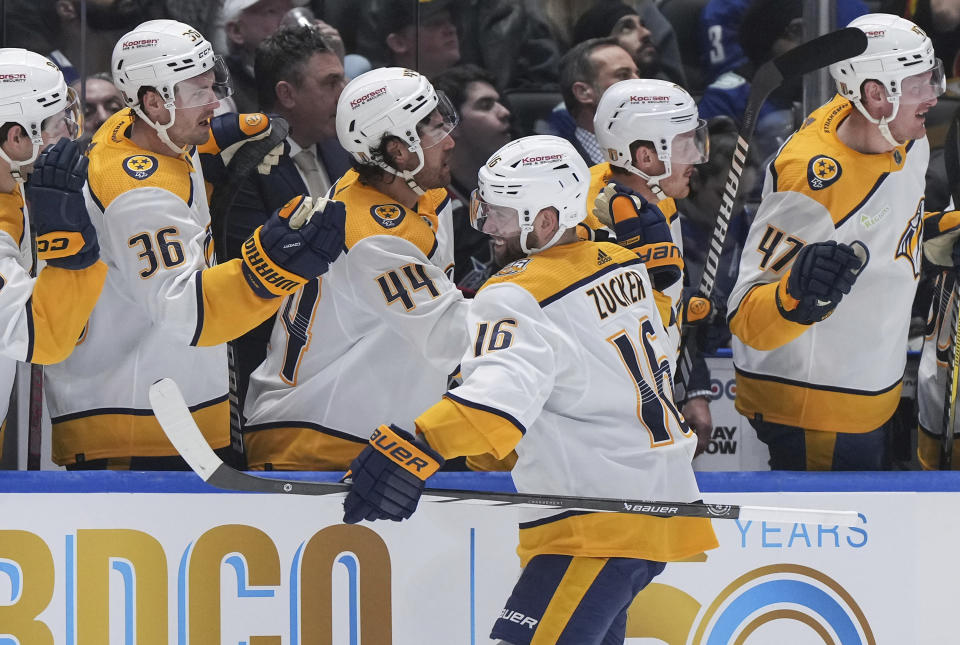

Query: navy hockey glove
[198,113,281,179]
[240,194,345,298]
[25,138,99,270]
[593,182,683,289]
[343,424,444,524]
[777,241,864,325]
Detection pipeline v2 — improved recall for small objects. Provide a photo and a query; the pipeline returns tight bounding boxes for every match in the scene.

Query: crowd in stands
[3,0,958,473]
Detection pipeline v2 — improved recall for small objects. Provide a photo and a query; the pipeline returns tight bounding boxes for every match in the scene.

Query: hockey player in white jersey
[241,67,469,470]
[342,136,718,645]
[727,14,960,470]
[43,20,344,469]
[591,78,716,452]
[0,49,107,450]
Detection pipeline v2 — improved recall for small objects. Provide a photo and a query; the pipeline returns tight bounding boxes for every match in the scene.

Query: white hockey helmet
[0,48,81,178]
[594,78,708,196]
[471,135,589,254]
[112,20,231,154]
[336,67,458,194]
[829,13,944,146]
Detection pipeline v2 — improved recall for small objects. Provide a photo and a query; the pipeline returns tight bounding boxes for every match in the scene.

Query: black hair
[254,25,333,112]
[559,37,621,117]
[431,64,497,111]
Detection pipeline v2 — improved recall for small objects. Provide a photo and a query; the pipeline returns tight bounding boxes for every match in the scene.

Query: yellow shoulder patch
[773,95,909,228]
[481,240,641,303]
[337,169,440,257]
[87,109,193,210]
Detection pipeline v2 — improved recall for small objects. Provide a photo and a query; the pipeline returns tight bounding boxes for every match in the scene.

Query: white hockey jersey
[728,96,928,433]
[416,240,717,565]
[242,169,469,469]
[44,110,280,465]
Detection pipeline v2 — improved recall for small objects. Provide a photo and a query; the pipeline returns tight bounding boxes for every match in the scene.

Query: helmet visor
[897,58,945,106]
[670,119,709,164]
[417,90,459,148]
[469,189,521,236]
[41,86,83,144]
[173,55,233,109]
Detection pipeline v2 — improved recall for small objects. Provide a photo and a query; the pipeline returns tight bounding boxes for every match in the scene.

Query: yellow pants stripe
[532,557,607,645]
[804,430,838,471]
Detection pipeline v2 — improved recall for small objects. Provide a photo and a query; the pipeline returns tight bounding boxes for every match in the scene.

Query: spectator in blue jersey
[699,0,869,86]
[432,65,513,295]
[547,38,639,165]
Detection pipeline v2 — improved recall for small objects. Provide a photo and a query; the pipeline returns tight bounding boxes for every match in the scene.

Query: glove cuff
[241,228,308,298]
[370,424,443,481]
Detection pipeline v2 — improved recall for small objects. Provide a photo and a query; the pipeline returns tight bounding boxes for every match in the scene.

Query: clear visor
[173,55,233,109]
[469,189,521,235]
[670,119,709,164]
[40,86,83,145]
[417,90,459,148]
[895,58,945,106]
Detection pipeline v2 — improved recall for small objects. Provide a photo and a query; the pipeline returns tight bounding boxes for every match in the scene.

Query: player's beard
[492,234,525,266]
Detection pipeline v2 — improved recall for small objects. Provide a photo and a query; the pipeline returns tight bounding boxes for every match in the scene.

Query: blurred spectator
[547,38,638,165]
[71,73,124,144]
[699,0,868,86]
[571,1,660,82]
[433,64,513,294]
[350,0,561,92]
[206,25,350,407]
[5,0,160,86]
[358,0,460,79]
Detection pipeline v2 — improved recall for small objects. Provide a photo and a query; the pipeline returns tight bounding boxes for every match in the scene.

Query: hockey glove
[777,241,863,325]
[922,210,960,270]
[679,293,721,326]
[343,424,444,524]
[25,138,99,270]
[199,113,282,176]
[593,182,683,289]
[240,194,345,298]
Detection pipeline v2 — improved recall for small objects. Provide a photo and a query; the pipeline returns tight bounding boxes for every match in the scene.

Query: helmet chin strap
[134,104,188,156]
[378,146,427,196]
[0,144,38,183]
[624,159,671,202]
[852,98,903,149]
[520,224,567,255]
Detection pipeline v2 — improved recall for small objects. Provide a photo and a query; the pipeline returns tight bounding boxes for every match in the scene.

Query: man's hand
[923,210,960,269]
[682,397,713,457]
[200,113,282,174]
[777,241,864,325]
[240,194,345,298]
[25,138,100,270]
[593,182,683,289]
[343,424,444,524]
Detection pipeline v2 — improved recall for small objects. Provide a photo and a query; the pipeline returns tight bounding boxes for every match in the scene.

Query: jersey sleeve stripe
[734,364,902,396]
[444,391,527,436]
[833,172,890,229]
[189,270,204,347]
[25,295,35,362]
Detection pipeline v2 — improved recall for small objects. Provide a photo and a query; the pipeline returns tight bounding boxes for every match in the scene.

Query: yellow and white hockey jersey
[242,169,469,469]
[728,95,928,432]
[417,240,717,565]
[44,109,282,465]
[587,162,684,353]
[0,183,108,436]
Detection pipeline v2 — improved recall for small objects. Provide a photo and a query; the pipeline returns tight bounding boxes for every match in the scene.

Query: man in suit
[203,24,349,416]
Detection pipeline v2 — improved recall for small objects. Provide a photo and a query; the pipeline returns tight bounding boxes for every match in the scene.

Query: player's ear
[861,80,889,114]
[275,80,296,110]
[383,136,409,170]
[633,143,658,173]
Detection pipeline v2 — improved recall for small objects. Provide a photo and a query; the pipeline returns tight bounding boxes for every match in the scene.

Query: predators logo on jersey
[123,155,158,181]
[896,200,924,278]
[497,258,531,276]
[370,203,405,228]
[807,155,841,191]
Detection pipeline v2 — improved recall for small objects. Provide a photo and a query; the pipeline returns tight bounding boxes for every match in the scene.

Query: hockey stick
[207,116,290,464]
[939,107,960,469]
[149,378,860,526]
[677,27,869,394]
[22,189,41,470]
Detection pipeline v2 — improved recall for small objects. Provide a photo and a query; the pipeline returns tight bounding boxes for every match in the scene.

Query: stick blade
[774,27,868,79]
[149,378,223,481]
